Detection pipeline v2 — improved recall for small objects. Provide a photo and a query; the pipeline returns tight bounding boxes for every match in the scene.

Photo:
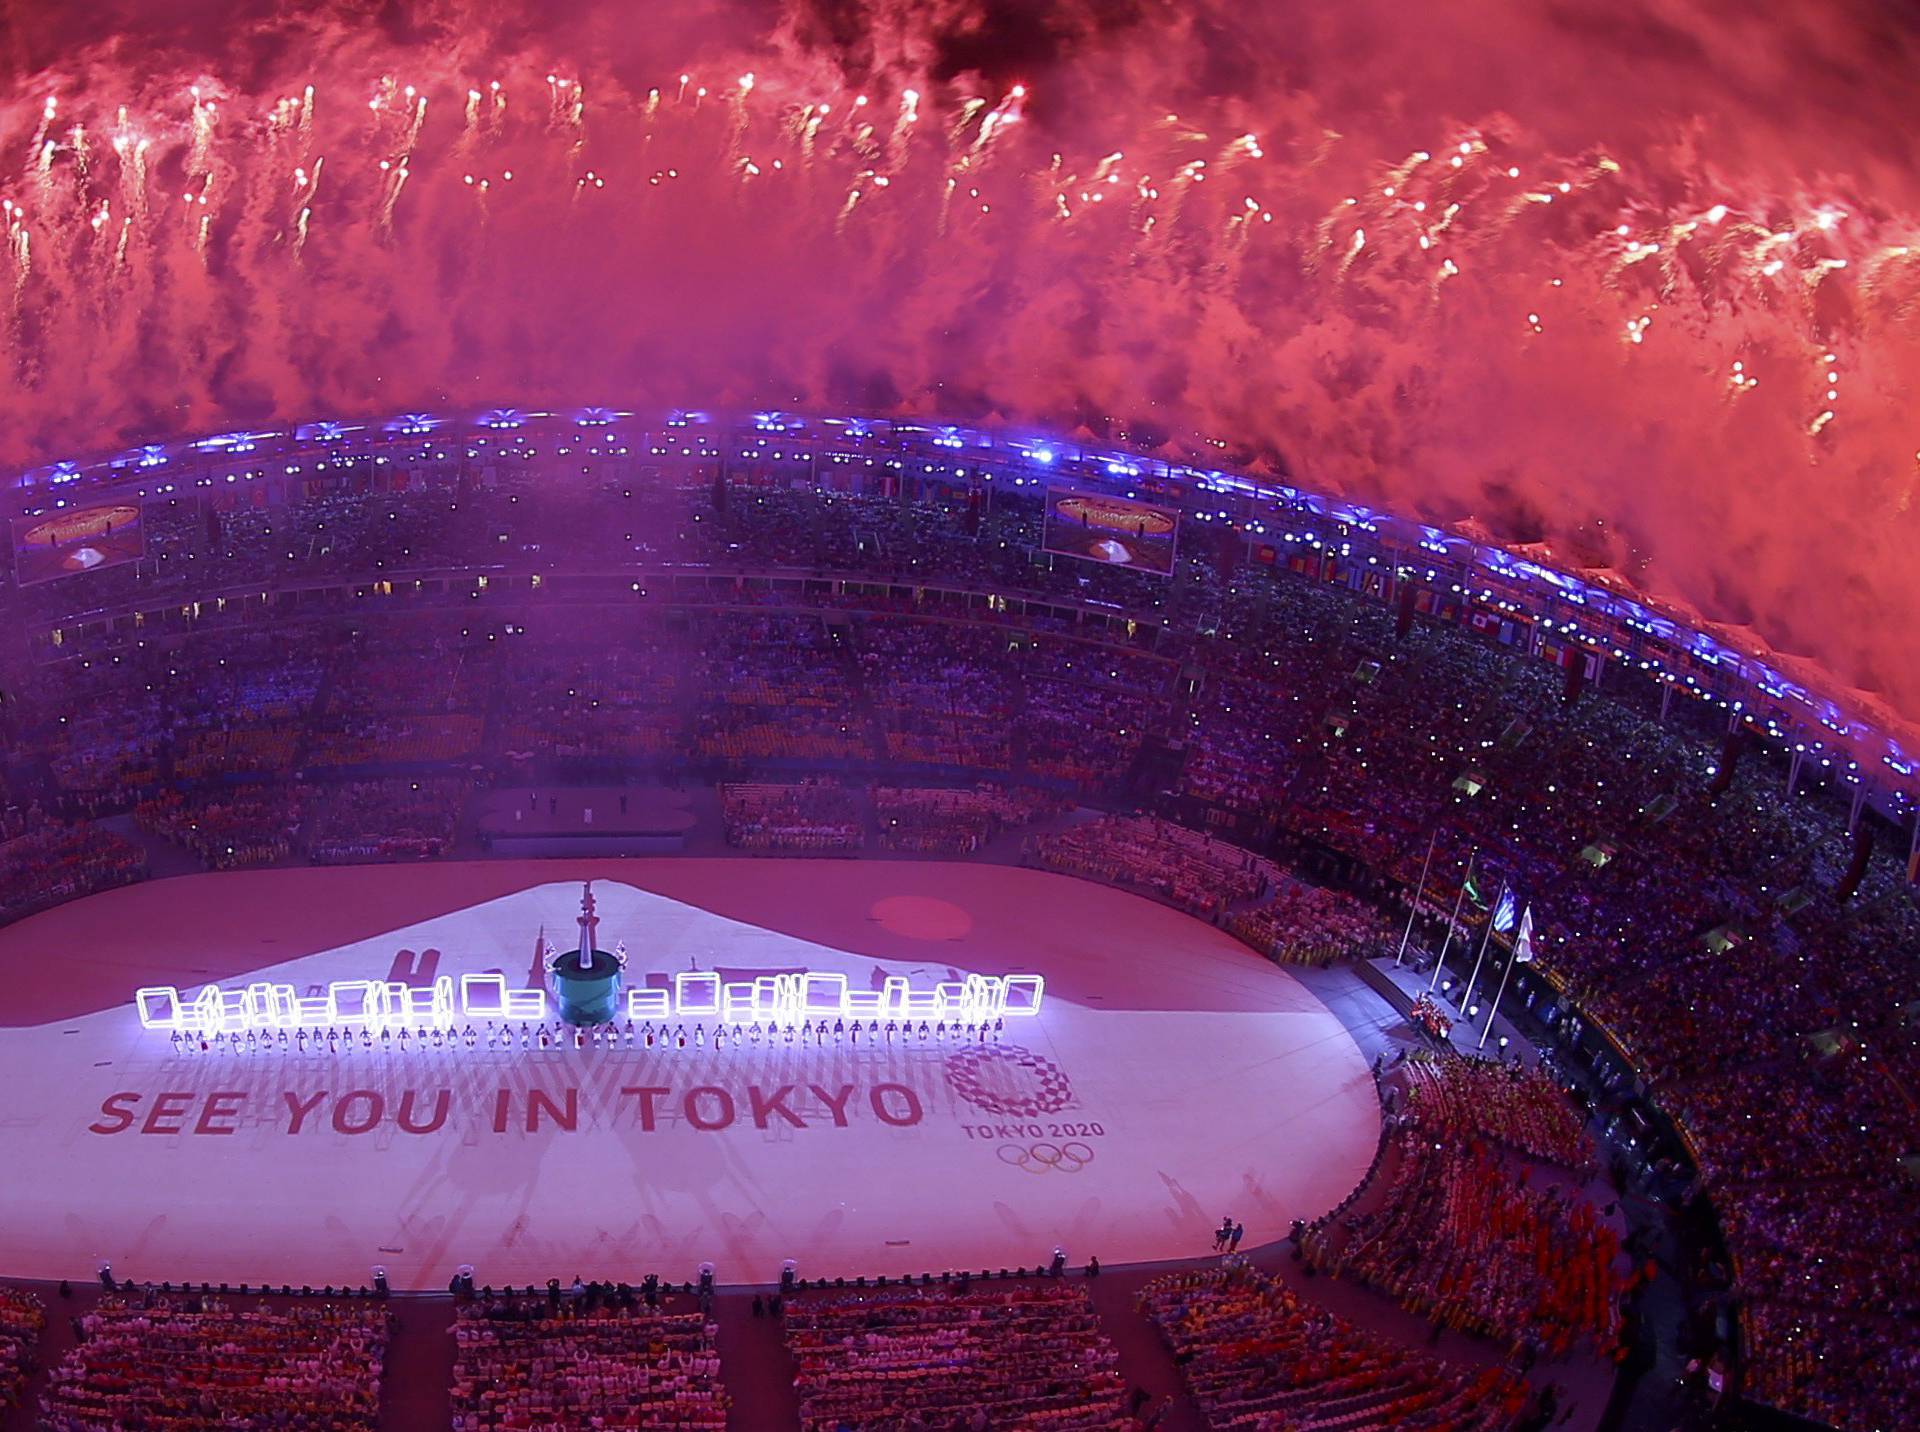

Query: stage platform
[0,860,1379,1291]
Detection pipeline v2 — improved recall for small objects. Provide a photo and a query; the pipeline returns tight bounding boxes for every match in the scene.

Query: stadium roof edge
[3,405,1913,803]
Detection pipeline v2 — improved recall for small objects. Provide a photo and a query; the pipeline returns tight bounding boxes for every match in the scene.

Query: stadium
[1,5,1917,1432]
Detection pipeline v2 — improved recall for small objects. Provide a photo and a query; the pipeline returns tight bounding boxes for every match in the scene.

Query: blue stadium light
[480,408,526,430]
[296,421,359,442]
[385,413,440,435]
[195,430,276,453]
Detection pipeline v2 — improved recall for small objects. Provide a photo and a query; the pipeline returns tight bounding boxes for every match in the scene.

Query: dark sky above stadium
[1,0,1917,722]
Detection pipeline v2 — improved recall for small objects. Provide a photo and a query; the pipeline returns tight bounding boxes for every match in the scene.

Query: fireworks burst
[0,0,1916,717]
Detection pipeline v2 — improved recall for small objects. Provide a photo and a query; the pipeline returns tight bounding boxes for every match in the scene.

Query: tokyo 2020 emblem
[944,1045,1075,1117]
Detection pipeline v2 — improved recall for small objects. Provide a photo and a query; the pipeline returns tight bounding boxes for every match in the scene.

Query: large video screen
[11,503,146,585]
[1042,488,1179,575]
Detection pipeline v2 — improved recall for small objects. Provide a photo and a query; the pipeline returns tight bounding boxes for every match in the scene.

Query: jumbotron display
[1043,489,1179,573]
[10,504,145,583]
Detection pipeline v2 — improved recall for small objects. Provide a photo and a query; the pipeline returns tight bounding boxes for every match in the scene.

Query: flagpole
[1478,906,1526,1050]
[1456,878,1507,1016]
[1426,849,1476,991]
[1395,830,1439,968]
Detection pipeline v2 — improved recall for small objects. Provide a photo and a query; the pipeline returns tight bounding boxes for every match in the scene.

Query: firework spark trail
[886,87,919,168]
[22,93,58,217]
[798,101,827,166]
[112,114,151,231]
[34,132,58,214]
[836,175,864,230]
[725,73,753,168]
[405,90,429,151]
[461,88,484,153]
[287,146,323,260]
[187,90,216,174]
[377,159,409,235]
[4,202,30,300]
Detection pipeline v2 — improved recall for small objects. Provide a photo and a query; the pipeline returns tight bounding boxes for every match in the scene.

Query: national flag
[1513,907,1535,962]
[1493,886,1518,933]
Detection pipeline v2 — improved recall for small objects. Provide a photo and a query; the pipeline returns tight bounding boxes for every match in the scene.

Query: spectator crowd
[1141,1263,1533,1431]
[451,1292,727,1430]
[785,1283,1134,1431]
[41,1294,391,1432]
[0,1285,43,1417]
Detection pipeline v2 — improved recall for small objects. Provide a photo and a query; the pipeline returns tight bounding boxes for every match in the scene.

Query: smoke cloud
[2,0,1917,720]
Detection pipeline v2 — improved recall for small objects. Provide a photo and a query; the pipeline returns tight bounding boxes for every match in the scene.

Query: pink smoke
[1,0,1916,718]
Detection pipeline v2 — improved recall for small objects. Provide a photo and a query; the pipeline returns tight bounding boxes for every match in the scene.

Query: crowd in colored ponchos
[0,821,147,925]
[721,779,864,851]
[1400,1052,1595,1171]
[135,784,310,869]
[41,1295,391,1432]
[785,1283,1134,1432]
[1028,814,1279,920]
[1307,1135,1624,1359]
[692,615,869,765]
[1225,878,1391,966]
[308,777,468,863]
[1140,1263,1533,1431]
[873,783,1067,853]
[858,619,1024,771]
[450,1293,727,1431]
[0,1286,44,1416]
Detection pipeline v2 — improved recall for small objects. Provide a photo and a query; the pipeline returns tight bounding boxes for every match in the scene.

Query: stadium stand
[450,1293,728,1430]
[784,1283,1133,1431]
[1141,1263,1533,1431]
[40,1295,391,1431]
[4,454,1916,1431]
[0,1286,43,1417]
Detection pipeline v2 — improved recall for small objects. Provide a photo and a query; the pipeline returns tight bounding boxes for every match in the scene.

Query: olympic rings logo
[996,1141,1095,1174]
